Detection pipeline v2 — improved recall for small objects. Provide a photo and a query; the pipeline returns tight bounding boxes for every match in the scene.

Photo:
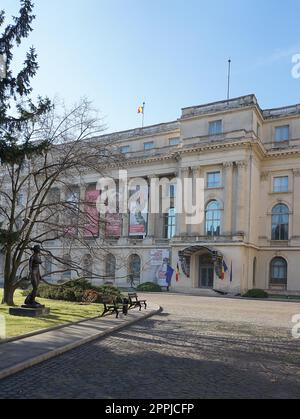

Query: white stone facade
[2,94,300,295]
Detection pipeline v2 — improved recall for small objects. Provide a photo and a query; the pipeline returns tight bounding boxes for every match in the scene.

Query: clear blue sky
[2,0,300,133]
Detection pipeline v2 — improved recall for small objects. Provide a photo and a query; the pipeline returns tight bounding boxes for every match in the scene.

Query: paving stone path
[0,294,299,399]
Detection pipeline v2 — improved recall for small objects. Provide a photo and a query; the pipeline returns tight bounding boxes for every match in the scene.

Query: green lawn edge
[0,290,103,339]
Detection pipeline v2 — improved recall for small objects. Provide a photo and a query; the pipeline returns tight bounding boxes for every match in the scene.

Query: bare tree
[0,98,124,305]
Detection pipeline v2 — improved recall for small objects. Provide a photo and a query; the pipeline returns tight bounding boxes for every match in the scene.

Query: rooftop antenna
[227,58,231,100]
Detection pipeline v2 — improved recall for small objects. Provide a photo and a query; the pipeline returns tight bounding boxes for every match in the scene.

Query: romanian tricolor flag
[176,262,180,282]
[137,105,144,114]
[221,260,228,280]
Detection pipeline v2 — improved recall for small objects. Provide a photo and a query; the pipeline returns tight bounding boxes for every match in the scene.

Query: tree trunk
[1,281,15,306]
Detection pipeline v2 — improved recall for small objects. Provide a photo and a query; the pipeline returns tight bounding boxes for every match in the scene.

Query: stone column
[223,162,234,236]
[176,167,189,236]
[147,175,157,238]
[236,161,248,235]
[191,167,203,236]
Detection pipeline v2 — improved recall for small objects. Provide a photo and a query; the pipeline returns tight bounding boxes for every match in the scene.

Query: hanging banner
[105,212,122,238]
[84,189,100,238]
[150,249,170,266]
[129,184,148,237]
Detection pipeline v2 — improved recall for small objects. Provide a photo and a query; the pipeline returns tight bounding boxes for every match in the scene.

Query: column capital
[293,169,300,177]
[180,167,190,176]
[236,160,248,169]
[223,161,234,168]
[191,166,203,175]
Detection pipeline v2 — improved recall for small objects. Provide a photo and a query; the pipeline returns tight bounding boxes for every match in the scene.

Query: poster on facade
[150,249,170,266]
[84,189,100,238]
[129,184,148,237]
[105,212,122,238]
[156,260,168,287]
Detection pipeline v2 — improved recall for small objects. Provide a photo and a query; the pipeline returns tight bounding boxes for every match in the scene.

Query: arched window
[106,254,116,282]
[272,204,289,241]
[205,201,221,236]
[270,257,287,289]
[128,254,141,286]
[164,208,176,239]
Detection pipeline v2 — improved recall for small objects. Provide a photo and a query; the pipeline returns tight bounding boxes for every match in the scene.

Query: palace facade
[2,94,300,295]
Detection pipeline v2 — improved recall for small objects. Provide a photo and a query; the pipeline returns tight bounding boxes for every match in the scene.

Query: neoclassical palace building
[2,94,300,295]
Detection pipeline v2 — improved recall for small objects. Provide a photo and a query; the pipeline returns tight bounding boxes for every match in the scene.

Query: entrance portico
[178,245,223,290]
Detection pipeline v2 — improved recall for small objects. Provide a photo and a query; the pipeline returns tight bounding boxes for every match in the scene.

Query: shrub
[23,280,121,303]
[243,289,269,299]
[137,282,162,292]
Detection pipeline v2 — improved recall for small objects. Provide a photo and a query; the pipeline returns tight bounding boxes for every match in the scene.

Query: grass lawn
[0,290,103,339]
[269,294,300,300]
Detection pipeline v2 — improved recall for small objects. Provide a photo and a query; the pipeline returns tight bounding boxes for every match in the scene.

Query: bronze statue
[24,245,44,308]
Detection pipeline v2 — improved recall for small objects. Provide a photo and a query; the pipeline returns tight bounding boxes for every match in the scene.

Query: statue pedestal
[9,306,50,317]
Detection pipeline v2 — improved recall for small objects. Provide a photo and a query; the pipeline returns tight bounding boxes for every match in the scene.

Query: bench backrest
[100,296,115,305]
[128,293,138,301]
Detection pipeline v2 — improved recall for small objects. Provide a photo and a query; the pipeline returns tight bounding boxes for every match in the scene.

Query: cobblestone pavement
[0,294,300,399]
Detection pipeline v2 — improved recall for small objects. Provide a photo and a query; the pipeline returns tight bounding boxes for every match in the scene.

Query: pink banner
[105,213,122,238]
[84,189,100,238]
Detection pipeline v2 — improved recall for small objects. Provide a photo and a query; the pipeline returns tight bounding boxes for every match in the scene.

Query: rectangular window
[257,123,261,138]
[144,142,154,151]
[209,120,222,136]
[169,137,180,146]
[169,184,176,198]
[120,145,130,154]
[273,176,289,193]
[207,172,221,188]
[275,126,289,142]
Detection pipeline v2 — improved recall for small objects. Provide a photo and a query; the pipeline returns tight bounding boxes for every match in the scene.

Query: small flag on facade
[138,105,144,114]
[230,261,233,283]
[176,262,180,282]
[166,265,174,286]
[221,260,228,280]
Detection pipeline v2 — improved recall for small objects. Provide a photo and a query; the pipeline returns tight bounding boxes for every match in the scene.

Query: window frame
[274,125,290,143]
[207,171,221,189]
[271,204,289,241]
[205,200,221,237]
[164,207,176,239]
[208,120,223,136]
[120,145,130,154]
[270,257,287,288]
[169,137,180,146]
[273,176,289,193]
[144,141,154,151]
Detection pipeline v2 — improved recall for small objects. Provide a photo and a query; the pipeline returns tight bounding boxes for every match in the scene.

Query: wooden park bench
[100,296,129,319]
[128,293,147,311]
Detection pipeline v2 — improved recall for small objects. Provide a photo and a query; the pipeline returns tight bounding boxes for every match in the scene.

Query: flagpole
[142,102,145,128]
[227,58,231,100]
